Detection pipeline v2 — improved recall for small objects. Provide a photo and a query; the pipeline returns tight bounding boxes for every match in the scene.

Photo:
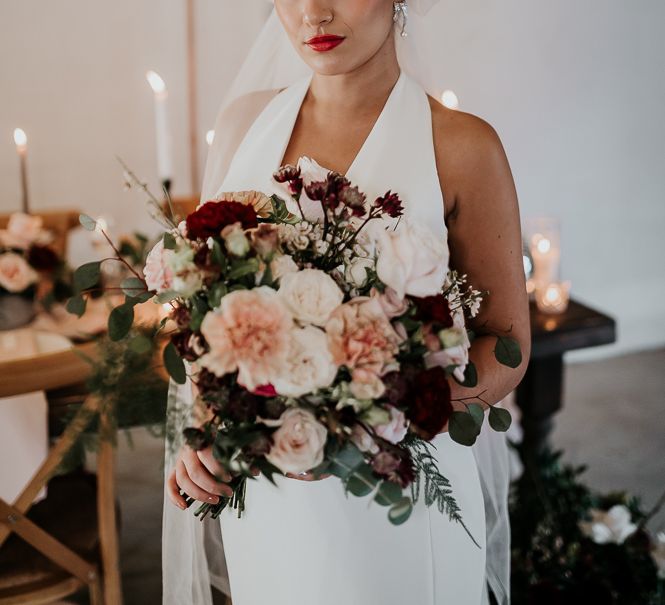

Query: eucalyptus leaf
[488,406,512,432]
[328,443,365,480]
[449,411,480,446]
[374,480,403,507]
[66,294,87,317]
[467,403,485,428]
[346,464,377,497]
[211,240,227,271]
[455,360,478,387]
[108,303,134,341]
[388,497,413,525]
[73,261,101,292]
[155,290,178,303]
[207,282,227,308]
[121,277,147,297]
[163,341,186,384]
[495,335,522,368]
[163,232,177,250]
[79,214,97,232]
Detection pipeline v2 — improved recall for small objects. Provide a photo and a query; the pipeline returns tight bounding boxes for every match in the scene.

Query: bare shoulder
[427,96,514,220]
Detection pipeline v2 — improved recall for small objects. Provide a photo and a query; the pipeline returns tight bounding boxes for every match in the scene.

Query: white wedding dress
[211,70,487,605]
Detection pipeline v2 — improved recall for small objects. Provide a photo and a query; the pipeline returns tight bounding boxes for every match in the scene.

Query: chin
[302,54,367,78]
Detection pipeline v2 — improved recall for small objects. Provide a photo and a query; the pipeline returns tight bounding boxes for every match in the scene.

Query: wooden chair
[0,209,80,258]
[0,343,123,604]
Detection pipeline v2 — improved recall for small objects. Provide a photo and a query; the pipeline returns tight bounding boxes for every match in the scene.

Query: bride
[163,1,530,604]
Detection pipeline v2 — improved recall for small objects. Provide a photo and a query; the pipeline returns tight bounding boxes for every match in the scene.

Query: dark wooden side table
[515,298,617,459]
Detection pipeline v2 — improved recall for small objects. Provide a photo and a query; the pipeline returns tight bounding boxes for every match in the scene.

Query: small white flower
[579,505,637,544]
[652,532,665,579]
[345,256,374,288]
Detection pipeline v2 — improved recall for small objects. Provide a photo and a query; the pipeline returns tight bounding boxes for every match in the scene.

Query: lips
[305,34,345,52]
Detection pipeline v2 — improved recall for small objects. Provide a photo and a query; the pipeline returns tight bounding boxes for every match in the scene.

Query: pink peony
[265,407,328,474]
[370,286,409,319]
[199,286,293,390]
[143,239,174,293]
[0,252,38,292]
[326,297,402,384]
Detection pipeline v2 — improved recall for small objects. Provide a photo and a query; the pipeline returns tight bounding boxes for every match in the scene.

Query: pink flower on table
[199,286,293,390]
[0,213,47,249]
[265,407,328,475]
[0,252,38,292]
[143,239,174,293]
[326,297,402,396]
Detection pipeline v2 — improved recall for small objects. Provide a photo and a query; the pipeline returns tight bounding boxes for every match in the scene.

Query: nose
[303,3,333,28]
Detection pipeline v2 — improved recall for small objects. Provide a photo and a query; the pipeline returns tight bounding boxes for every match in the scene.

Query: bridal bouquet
[69,158,521,531]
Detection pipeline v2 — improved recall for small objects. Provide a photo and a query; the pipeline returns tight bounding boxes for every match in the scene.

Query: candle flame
[206,130,215,146]
[146,70,167,94]
[441,90,459,110]
[13,128,27,148]
[535,235,551,254]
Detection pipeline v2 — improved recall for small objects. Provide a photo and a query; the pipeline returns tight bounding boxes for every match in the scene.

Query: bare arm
[433,103,531,414]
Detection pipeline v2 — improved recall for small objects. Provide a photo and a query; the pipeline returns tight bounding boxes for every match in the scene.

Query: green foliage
[79,214,97,231]
[494,335,522,368]
[163,232,177,250]
[163,341,186,384]
[269,194,300,225]
[388,497,413,525]
[66,294,87,317]
[406,435,479,546]
[108,303,134,341]
[73,261,101,292]
[510,447,662,604]
[488,406,512,432]
[449,410,480,446]
[455,360,478,387]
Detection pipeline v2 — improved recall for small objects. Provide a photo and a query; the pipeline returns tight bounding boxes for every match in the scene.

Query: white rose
[0,252,38,292]
[167,245,203,297]
[345,256,374,288]
[375,220,449,298]
[270,254,299,282]
[265,407,328,475]
[373,406,409,444]
[278,268,344,326]
[652,532,665,579]
[272,326,338,397]
[579,505,637,544]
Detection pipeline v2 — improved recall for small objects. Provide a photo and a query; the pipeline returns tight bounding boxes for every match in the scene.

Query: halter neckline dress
[215,70,487,605]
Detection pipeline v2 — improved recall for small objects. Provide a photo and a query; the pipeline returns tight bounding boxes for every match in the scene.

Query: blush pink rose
[0,213,47,249]
[265,407,328,474]
[370,286,409,319]
[374,406,409,444]
[199,286,293,390]
[326,297,402,382]
[143,239,174,293]
[0,252,38,292]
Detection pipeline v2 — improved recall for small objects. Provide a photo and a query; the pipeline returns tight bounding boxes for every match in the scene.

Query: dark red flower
[412,295,454,327]
[186,200,258,240]
[304,180,327,201]
[338,184,367,217]
[374,190,404,218]
[405,366,453,441]
[273,165,303,198]
[27,245,59,271]
[253,384,277,397]
[171,330,206,362]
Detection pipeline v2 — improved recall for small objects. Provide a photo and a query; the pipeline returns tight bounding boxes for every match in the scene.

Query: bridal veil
[162,3,512,603]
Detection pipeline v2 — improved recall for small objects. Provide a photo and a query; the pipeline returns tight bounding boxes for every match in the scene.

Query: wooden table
[515,297,617,459]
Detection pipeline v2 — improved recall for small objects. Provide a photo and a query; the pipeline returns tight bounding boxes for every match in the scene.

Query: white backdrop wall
[1,0,663,360]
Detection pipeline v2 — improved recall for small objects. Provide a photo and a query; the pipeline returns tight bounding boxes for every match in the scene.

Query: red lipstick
[305,34,345,52]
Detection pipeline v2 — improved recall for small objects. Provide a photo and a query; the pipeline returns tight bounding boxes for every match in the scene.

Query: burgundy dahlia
[412,295,454,327]
[405,366,453,441]
[27,245,59,271]
[186,200,258,240]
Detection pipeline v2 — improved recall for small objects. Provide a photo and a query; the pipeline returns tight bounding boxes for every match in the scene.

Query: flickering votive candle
[535,280,571,314]
[525,217,561,291]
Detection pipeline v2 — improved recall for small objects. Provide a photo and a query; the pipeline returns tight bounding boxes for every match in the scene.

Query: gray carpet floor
[112,347,665,604]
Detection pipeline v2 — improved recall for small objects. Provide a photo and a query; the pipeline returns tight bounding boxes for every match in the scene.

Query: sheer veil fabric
[162,3,511,604]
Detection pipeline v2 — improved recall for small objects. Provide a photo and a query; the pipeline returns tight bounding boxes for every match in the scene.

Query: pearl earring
[393,1,408,38]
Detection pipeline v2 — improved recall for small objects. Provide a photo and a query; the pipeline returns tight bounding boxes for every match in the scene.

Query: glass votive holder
[524,217,561,289]
[535,280,571,314]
